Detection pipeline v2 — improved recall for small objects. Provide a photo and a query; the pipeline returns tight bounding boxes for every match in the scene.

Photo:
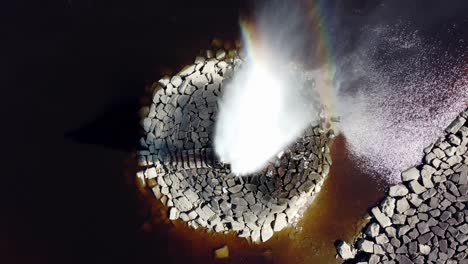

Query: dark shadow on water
[64,102,141,151]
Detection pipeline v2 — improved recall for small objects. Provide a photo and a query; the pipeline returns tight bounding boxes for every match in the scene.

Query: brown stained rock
[213,245,229,259]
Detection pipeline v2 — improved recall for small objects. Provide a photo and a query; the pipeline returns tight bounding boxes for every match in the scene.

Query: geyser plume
[215,0,468,181]
[214,1,326,176]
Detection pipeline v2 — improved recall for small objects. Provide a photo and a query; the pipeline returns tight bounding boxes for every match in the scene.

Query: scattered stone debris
[214,245,229,259]
[137,38,334,243]
[336,108,468,264]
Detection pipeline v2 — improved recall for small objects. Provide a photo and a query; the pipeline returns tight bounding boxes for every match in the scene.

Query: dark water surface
[7,0,466,263]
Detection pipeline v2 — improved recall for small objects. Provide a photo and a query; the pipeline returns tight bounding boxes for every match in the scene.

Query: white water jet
[213,0,326,176]
[214,1,468,181]
[214,59,321,175]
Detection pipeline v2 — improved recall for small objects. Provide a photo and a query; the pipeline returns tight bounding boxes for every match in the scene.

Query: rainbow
[238,0,339,122]
[306,0,338,120]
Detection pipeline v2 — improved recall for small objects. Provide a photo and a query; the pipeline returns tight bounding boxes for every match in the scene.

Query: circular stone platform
[136,43,333,242]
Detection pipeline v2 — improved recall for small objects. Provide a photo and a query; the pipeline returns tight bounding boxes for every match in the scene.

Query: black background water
[4,0,468,263]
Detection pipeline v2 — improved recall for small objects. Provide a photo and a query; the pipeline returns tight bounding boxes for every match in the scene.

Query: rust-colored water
[132,134,388,264]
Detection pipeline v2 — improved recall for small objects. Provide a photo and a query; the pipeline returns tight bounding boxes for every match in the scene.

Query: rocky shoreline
[337,109,468,264]
[136,39,334,242]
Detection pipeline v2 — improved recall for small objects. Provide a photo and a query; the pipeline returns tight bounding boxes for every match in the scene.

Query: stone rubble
[336,108,468,264]
[136,38,334,243]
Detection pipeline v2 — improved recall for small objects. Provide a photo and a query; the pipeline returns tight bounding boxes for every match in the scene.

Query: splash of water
[214,0,468,181]
[213,2,327,175]
[335,22,468,183]
[214,64,316,175]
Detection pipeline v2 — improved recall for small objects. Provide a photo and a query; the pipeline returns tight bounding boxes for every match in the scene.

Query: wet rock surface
[336,108,468,264]
[137,42,333,242]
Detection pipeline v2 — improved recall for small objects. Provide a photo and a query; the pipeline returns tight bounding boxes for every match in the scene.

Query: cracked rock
[402,167,420,181]
[389,184,409,197]
[365,223,381,238]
